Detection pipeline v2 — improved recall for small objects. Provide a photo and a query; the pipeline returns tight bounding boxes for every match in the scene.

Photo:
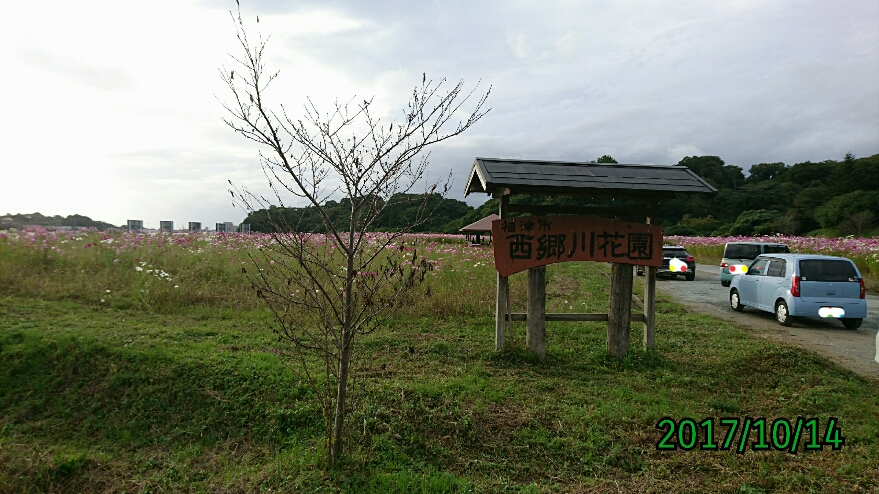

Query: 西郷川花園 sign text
[491,215,663,276]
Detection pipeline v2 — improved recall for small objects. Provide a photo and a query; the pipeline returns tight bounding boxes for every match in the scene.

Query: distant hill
[239,152,879,237]
[0,212,121,231]
[242,193,473,234]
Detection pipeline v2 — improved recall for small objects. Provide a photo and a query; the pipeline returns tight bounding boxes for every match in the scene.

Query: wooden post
[495,193,510,351]
[643,207,657,350]
[607,262,633,357]
[496,272,508,351]
[527,265,546,357]
[644,266,656,349]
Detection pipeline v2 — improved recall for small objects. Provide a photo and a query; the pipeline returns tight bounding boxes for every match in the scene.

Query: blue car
[729,254,867,329]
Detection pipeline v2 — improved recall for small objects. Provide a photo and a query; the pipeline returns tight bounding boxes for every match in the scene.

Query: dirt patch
[547,273,582,299]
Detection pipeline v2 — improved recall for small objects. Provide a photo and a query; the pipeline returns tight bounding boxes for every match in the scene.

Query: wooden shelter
[460,214,500,244]
[464,157,717,358]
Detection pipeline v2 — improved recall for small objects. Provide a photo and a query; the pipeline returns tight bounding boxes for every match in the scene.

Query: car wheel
[721,281,730,287]
[775,300,793,327]
[685,272,695,281]
[730,289,744,312]
[841,318,863,330]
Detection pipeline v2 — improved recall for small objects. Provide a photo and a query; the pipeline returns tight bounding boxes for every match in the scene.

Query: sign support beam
[495,193,510,351]
[607,262,633,357]
[526,265,546,357]
[643,206,657,350]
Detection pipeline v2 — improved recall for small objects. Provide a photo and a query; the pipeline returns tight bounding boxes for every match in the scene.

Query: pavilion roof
[459,214,500,233]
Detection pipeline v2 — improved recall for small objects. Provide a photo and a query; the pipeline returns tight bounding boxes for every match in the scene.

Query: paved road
[650,263,879,380]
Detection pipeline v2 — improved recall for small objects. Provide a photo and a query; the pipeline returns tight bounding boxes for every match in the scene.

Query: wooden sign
[492,215,663,276]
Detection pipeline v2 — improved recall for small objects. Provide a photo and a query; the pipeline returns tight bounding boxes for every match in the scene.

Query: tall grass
[0,230,258,311]
[0,230,525,317]
[4,230,877,312]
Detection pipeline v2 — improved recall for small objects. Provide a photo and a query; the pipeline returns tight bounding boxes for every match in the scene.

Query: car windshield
[724,244,761,260]
[799,260,857,282]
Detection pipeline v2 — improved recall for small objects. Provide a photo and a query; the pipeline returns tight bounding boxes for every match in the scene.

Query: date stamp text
[655,417,845,453]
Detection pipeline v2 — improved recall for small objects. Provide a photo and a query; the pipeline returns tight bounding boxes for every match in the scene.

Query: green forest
[244,152,879,237]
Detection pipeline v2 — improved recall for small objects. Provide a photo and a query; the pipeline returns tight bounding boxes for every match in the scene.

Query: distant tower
[239,223,251,233]
[159,221,173,232]
[188,222,201,231]
[127,220,143,232]
[215,222,226,233]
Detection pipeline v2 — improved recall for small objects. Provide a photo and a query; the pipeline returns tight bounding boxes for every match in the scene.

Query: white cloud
[1,0,877,223]
[667,145,707,162]
[21,49,133,91]
[507,30,532,59]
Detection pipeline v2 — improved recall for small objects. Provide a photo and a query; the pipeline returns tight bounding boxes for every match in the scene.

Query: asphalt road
[650,263,879,380]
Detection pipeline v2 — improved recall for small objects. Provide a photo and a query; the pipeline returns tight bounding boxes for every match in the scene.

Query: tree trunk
[330,229,357,465]
[331,328,352,464]
[607,262,633,358]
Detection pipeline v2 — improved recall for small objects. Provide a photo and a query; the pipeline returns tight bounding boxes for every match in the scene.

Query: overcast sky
[1,0,877,228]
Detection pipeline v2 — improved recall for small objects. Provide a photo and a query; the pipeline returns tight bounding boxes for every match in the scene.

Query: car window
[767,259,786,277]
[747,259,769,275]
[763,245,790,254]
[799,260,857,282]
[724,244,761,260]
[663,249,688,258]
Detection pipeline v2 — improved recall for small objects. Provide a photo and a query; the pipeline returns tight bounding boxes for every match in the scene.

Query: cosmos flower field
[0,228,502,316]
[1,229,877,314]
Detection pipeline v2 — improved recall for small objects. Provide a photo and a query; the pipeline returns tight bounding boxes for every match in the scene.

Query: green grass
[2,258,879,492]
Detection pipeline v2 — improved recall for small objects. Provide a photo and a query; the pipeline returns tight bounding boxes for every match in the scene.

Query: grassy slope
[2,262,878,493]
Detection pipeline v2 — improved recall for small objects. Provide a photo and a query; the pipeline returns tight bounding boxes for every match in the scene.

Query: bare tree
[219,10,489,466]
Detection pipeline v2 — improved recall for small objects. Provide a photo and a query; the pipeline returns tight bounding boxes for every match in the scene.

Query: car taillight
[859,278,866,299]
[720,262,728,268]
[791,275,800,297]
[686,256,695,262]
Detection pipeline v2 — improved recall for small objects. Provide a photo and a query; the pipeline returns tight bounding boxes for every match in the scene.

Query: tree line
[0,212,119,231]
[659,152,879,236]
[243,152,879,237]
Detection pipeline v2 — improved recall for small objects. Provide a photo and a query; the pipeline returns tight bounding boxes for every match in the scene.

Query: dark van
[719,242,790,287]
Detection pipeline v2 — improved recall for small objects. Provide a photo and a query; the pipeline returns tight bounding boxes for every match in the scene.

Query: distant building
[238,223,251,233]
[188,222,201,231]
[215,222,235,233]
[127,220,143,232]
[159,221,174,232]
[460,214,499,245]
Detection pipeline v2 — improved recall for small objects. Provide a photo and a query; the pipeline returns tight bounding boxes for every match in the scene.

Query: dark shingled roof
[464,158,718,198]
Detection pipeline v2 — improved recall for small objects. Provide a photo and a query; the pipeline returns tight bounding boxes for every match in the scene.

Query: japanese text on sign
[492,215,663,276]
